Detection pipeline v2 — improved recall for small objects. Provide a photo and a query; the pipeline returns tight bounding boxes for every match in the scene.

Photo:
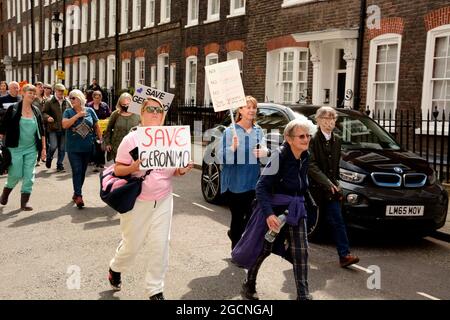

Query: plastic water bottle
[265,211,287,243]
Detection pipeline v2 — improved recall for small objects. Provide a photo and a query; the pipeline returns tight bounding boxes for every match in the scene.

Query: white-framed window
[17,0,21,23]
[145,0,155,28]
[185,56,197,104]
[186,0,199,27]
[121,0,129,34]
[265,47,309,104]
[7,0,10,20]
[28,24,32,52]
[109,0,116,37]
[34,21,39,52]
[135,57,145,85]
[28,67,32,83]
[150,65,156,87]
[204,53,218,105]
[366,34,401,117]
[281,0,314,8]
[90,0,97,41]
[81,3,88,42]
[228,0,245,17]
[170,63,176,88]
[65,63,71,87]
[80,56,88,88]
[157,53,170,91]
[22,25,27,54]
[65,7,72,47]
[8,32,12,57]
[12,31,16,57]
[44,65,49,84]
[50,64,55,84]
[44,18,49,50]
[34,0,38,7]
[122,59,131,88]
[160,0,171,24]
[98,58,106,87]
[44,0,49,6]
[21,0,26,12]
[227,50,243,74]
[73,10,79,45]
[107,55,115,89]
[51,22,56,49]
[132,0,142,31]
[90,59,96,84]
[422,25,450,122]
[206,0,220,23]
[72,60,79,88]
[99,0,106,38]
[18,40,22,61]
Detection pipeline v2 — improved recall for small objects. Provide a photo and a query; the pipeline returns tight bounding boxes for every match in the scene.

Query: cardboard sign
[130,84,175,115]
[137,126,191,169]
[97,119,109,133]
[205,59,246,112]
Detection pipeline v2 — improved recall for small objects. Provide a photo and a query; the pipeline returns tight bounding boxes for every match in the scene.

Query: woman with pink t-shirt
[108,97,193,300]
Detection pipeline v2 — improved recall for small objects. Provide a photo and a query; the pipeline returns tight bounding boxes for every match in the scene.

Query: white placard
[205,59,246,112]
[137,126,191,169]
[130,84,175,115]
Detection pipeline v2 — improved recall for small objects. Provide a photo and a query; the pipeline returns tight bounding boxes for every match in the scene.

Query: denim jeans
[325,200,350,258]
[67,151,91,196]
[47,131,66,168]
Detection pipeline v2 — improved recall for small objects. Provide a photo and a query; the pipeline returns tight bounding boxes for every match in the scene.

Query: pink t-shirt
[115,131,176,201]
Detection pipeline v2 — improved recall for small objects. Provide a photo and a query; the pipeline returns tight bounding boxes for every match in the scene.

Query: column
[309,41,321,105]
[343,38,357,108]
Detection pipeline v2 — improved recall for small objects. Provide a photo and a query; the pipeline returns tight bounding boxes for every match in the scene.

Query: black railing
[369,108,450,183]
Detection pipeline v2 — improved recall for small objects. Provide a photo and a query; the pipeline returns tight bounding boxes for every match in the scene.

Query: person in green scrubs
[0,84,47,210]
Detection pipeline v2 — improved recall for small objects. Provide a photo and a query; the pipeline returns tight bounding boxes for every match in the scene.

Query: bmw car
[201,103,449,237]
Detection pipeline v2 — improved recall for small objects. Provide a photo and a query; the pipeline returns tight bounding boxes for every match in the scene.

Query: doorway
[336,71,346,108]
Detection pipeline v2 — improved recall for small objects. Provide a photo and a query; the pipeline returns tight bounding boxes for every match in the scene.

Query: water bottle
[264,211,288,243]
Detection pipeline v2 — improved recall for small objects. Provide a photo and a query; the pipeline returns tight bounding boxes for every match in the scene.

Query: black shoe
[108,268,121,291]
[45,158,52,169]
[149,292,165,300]
[241,279,259,300]
[297,294,314,300]
[57,166,65,172]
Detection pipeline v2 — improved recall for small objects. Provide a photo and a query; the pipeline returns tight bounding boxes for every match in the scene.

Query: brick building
[0,0,449,119]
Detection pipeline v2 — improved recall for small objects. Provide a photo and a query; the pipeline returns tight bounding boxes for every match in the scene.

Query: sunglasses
[291,134,312,140]
[144,106,164,114]
[69,97,77,100]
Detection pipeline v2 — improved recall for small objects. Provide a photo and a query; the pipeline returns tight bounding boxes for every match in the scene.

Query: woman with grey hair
[62,89,102,208]
[232,116,316,300]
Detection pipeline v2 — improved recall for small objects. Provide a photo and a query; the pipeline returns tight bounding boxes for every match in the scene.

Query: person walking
[108,97,194,300]
[218,96,267,250]
[308,106,359,268]
[104,93,140,162]
[0,84,46,210]
[87,90,110,171]
[233,116,316,301]
[62,89,102,208]
[43,83,71,172]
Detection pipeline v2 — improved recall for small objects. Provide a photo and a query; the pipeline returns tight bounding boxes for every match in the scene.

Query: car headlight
[428,171,436,185]
[340,168,366,184]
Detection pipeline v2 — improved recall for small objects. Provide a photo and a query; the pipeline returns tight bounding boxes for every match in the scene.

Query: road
[0,164,449,300]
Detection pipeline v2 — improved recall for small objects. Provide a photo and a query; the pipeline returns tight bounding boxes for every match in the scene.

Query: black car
[201,103,449,237]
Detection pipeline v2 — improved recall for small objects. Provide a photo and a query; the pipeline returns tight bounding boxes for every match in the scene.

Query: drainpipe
[31,0,35,82]
[62,0,66,85]
[353,0,366,110]
[114,0,120,102]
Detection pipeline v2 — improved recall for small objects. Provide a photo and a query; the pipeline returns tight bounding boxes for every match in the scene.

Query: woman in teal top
[62,89,102,208]
[0,84,46,210]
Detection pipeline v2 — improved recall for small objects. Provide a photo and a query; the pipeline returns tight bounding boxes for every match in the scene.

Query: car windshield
[309,112,401,150]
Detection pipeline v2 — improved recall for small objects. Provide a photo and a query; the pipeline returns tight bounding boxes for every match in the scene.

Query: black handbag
[0,142,11,175]
[100,164,152,213]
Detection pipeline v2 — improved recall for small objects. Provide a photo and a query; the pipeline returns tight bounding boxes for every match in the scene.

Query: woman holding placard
[108,96,193,300]
[218,96,268,250]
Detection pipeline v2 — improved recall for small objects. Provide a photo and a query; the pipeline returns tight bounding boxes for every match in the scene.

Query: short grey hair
[284,114,317,139]
[69,89,86,107]
[315,106,337,119]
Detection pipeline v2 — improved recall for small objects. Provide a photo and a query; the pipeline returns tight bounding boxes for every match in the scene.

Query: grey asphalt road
[0,163,449,300]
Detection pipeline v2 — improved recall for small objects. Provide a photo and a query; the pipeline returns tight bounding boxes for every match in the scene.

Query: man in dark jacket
[0,81,22,128]
[308,106,359,268]
[42,83,70,172]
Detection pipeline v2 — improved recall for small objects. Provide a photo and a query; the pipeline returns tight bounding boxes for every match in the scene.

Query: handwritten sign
[137,126,191,169]
[130,84,175,115]
[205,59,246,112]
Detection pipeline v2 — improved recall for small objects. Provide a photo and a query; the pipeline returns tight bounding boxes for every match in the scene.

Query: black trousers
[226,190,256,250]
[93,141,106,166]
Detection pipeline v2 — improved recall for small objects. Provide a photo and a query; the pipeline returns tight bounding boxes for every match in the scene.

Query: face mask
[121,106,128,112]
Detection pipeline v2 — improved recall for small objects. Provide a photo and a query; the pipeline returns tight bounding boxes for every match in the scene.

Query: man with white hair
[0,81,22,128]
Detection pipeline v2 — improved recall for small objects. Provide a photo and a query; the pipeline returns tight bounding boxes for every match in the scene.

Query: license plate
[386,205,424,216]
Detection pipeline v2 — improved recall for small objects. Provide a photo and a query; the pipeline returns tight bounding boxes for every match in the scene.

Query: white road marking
[417,292,440,300]
[172,193,180,198]
[349,264,374,274]
[192,202,215,212]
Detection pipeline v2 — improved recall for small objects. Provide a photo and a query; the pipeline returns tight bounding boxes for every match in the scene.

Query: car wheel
[201,161,222,204]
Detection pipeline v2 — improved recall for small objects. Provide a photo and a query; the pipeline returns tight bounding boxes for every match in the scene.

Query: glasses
[291,134,312,140]
[144,106,164,114]
[319,116,337,120]
[69,97,77,100]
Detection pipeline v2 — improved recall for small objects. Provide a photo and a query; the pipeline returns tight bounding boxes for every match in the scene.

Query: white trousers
[110,194,173,297]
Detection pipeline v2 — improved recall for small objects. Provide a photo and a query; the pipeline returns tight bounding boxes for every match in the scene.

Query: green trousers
[6,148,38,193]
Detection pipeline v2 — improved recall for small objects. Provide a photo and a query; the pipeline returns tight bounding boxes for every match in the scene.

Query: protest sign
[205,59,246,112]
[130,84,175,115]
[97,119,109,133]
[137,126,191,169]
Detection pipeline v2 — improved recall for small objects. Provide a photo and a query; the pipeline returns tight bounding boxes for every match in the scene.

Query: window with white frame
[35,21,39,52]
[99,0,106,38]
[65,63,71,87]
[80,56,88,87]
[121,0,129,33]
[366,34,401,117]
[51,22,56,49]
[135,58,145,85]
[7,0,10,20]
[22,25,27,54]
[265,48,309,104]
[28,24,32,52]
[65,7,72,47]
[90,0,97,41]
[145,0,155,28]
[90,60,96,84]
[109,0,116,37]
[12,31,16,57]
[206,0,220,22]
[227,50,243,74]
[17,0,21,23]
[44,65,49,84]
[107,55,115,89]
[160,0,171,24]
[204,53,218,105]
[229,0,245,17]
[187,0,199,26]
[132,0,142,31]
[185,56,197,104]
[72,61,79,87]
[81,3,88,42]
[44,0,49,6]
[34,0,38,7]
[170,63,176,88]
[422,25,450,121]
[122,59,131,88]
[50,64,55,84]
[281,0,314,8]
[98,58,106,87]
[8,32,11,57]
[157,54,170,91]
[151,65,156,87]
[44,18,49,50]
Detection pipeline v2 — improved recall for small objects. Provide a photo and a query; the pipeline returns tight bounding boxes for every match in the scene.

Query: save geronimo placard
[137,126,191,169]
[130,84,175,115]
[205,59,246,112]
